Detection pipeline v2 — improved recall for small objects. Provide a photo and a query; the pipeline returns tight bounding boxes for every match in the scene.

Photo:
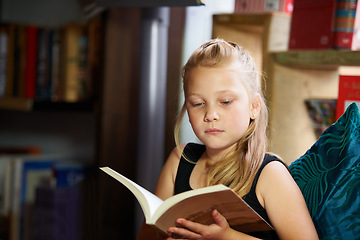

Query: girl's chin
[201,142,235,151]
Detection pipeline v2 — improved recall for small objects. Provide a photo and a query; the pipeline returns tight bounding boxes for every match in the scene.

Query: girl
[137,39,318,240]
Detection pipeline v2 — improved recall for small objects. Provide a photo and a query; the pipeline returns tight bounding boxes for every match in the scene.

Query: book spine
[24,25,39,99]
[12,25,21,98]
[51,28,62,101]
[36,28,53,100]
[5,24,15,97]
[63,24,85,102]
[16,25,27,98]
[333,0,358,49]
[10,159,22,240]
[289,0,336,49]
[46,30,54,100]
[77,35,88,101]
[0,25,8,97]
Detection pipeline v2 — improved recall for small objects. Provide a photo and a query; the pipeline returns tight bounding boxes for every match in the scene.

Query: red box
[336,75,360,120]
[235,0,294,14]
[289,0,336,50]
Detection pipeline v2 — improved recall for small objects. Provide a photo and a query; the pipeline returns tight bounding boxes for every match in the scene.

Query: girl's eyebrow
[187,90,236,96]
[215,90,236,94]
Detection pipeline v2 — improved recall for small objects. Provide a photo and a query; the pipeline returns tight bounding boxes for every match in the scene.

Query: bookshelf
[0,2,186,238]
[272,50,360,68]
[212,13,360,164]
[0,97,96,112]
[0,1,105,239]
[268,50,360,164]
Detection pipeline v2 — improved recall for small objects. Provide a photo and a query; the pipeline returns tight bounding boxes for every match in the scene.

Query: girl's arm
[136,146,184,240]
[256,161,319,240]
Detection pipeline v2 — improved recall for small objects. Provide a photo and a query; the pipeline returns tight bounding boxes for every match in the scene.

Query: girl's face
[185,62,259,152]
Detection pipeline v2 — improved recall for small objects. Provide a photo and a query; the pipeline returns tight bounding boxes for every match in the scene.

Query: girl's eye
[192,102,204,107]
[221,100,232,105]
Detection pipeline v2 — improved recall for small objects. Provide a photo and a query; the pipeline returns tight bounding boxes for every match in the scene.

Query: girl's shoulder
[264,152,288,169]
[258,153,294,196]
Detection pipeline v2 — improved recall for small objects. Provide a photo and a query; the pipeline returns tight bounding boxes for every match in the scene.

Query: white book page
[129,178,163,219]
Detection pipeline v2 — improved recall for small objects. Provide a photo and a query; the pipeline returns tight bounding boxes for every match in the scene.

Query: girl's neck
[203,145,235,165]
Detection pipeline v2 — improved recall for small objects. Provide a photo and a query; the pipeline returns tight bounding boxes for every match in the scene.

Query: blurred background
[0,0,359,239]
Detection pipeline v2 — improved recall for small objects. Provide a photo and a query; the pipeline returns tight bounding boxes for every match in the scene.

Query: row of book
[0,147,92,240]
[0,17,102,103]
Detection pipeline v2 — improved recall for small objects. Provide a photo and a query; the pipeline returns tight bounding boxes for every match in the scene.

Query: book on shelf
[333,0,358,49]
[100,167,274,235]
[0,25,8,97]
[13,24,27,98]
[336,75,360,120]
[36,28,54,100]
[289,0,336,49]
[51,28,62,102]
[24,25,39,99]
[62,23,88,103]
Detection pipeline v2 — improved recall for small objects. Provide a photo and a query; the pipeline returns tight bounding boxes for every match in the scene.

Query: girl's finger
[212,209,228,228]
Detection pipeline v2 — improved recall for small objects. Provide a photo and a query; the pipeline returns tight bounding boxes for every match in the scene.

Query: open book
[100,167,273,234]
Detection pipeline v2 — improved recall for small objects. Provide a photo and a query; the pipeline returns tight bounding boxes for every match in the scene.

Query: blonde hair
[174,39,269,197]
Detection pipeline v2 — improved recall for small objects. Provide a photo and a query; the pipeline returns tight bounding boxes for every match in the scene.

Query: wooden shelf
[272,50,360,69]
[0,97,32,111]
[0,97,95,112]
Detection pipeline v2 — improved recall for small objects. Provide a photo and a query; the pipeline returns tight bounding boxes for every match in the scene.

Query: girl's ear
[250,93,261,120]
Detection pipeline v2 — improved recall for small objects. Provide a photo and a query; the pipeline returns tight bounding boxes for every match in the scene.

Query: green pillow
[289,102,360,240]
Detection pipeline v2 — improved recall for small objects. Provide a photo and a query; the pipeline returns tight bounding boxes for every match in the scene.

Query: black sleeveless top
[174,143,281,240]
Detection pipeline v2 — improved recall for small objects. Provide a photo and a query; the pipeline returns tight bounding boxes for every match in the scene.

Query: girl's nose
[204,108,219,122]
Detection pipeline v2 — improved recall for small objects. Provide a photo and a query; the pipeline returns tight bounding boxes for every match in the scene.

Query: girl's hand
[166,209,237,240]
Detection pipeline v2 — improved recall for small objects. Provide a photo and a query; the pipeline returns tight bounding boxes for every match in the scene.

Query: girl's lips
[205,128,224,134]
